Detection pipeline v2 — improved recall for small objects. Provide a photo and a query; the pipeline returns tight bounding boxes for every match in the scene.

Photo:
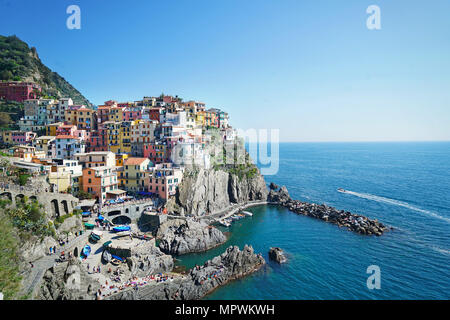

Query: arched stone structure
[108,210,122,217]
[112,215,132,225]
[61,200,69,215]
[51,199,60,218]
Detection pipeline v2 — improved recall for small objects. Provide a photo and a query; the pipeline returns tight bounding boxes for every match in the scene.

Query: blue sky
[1,0,449,142]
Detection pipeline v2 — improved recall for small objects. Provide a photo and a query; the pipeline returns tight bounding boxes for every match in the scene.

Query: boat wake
[339,190,450,224]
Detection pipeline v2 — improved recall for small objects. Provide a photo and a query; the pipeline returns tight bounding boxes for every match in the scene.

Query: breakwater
[268,183,389,236]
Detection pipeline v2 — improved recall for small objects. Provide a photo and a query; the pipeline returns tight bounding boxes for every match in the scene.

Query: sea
[175,142,450,299]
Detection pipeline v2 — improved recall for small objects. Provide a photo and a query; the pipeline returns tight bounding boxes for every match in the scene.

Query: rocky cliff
[167,167,268,216]
[39,258,99,300]
[159,218,227,255]
[107,245,265,300]
[126,242,174,277]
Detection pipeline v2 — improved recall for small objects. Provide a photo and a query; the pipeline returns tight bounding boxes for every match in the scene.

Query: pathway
[20,231,90,298]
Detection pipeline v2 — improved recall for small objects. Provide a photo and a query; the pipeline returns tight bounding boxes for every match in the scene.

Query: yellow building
[115,153,129,167]
[195,110,206,127]
[119,121,132,154]
[46,122,63,136]
[108,106,124,122]
[48,170,71,192]
[64,107,95,130]
[103,121,121,153]
[2,131,13,144]
[120,157,151,192]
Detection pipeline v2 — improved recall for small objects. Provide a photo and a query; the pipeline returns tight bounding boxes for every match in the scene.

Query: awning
[107,189,126,195]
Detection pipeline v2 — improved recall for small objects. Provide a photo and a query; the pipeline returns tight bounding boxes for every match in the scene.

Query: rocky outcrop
[126,241,174,277]
[38,258,99,300]
[56,215,83,234]
[107,245,265,300]
[20,236,58,263]
[268,247,287,264]
[167,167,268,216]
[268,185,389,236]
[159,218,226,255]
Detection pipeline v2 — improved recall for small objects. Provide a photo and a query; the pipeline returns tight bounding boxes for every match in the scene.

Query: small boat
[113,225,131,232]
[242,211,253,217]
[84,223,95,229]
[337,188,346,193]
[102,240,112,248]
[111,259,121,266]
[102,250,112,263]
[81,245,91,258]
[219,220,231,227]
[89,233,101,243]
[81,211,91,217]
[110,254,124,265]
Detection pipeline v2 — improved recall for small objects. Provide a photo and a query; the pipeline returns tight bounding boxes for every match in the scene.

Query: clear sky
[1,0,449,142]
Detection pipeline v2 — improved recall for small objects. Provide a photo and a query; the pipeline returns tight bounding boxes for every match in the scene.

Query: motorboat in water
[337,188,346,193]
[219,220,231,227]
[242,211,253,217]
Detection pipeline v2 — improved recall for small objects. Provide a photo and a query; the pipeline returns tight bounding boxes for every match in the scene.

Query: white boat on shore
[218,219,231,227]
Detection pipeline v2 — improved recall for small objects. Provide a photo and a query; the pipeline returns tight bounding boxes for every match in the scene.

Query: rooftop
[124,157,149,165]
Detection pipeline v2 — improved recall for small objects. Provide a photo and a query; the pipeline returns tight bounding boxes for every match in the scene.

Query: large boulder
[108,245,265,300]
[126,242,174,277]
[268,247,287,264]
[159,218,226,255]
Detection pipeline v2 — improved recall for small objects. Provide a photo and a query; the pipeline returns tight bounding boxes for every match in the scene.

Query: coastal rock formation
[20,236,58,263]
[126,242,174,277]
[107,245,265,300]
[268,185,389,236]
[268,247,287,264]
[167,167,268,216]
[39,258,99,300]
[159,218,227,255]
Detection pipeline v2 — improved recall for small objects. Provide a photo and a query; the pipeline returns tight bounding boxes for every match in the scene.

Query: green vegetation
[0,100,24,131]
[54,212,77,229]
[17,173,30,186]
[0,35,91,106]
[6,196,55,240]
[0,212,22,300]
[74,190,93,200]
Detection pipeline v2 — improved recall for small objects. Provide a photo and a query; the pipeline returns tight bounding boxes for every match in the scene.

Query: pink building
[143,142,168,164]
[0,82,41,102]
[87,128,108,152]
[147,163,183,200]
[123,106,142,121]
[11,131,36,144]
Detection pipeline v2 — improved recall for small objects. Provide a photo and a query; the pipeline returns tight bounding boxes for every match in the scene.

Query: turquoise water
[176,142,450,299]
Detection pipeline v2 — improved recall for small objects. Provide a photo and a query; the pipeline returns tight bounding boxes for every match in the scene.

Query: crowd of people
[96,273,178,299]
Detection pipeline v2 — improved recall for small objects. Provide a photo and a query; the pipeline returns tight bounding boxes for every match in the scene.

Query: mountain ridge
[0,35,92,106]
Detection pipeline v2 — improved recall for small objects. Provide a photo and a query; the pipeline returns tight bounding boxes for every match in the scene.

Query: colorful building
[119,157,151,192]
[0,81,41,102]
[55,135,85,159]
[147,163,183,200]
[82,166,123,204]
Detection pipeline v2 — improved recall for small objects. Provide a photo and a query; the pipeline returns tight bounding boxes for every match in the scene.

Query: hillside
[0,35,91,106]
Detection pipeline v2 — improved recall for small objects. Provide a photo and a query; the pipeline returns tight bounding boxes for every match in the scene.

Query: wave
[340,190,450,224]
